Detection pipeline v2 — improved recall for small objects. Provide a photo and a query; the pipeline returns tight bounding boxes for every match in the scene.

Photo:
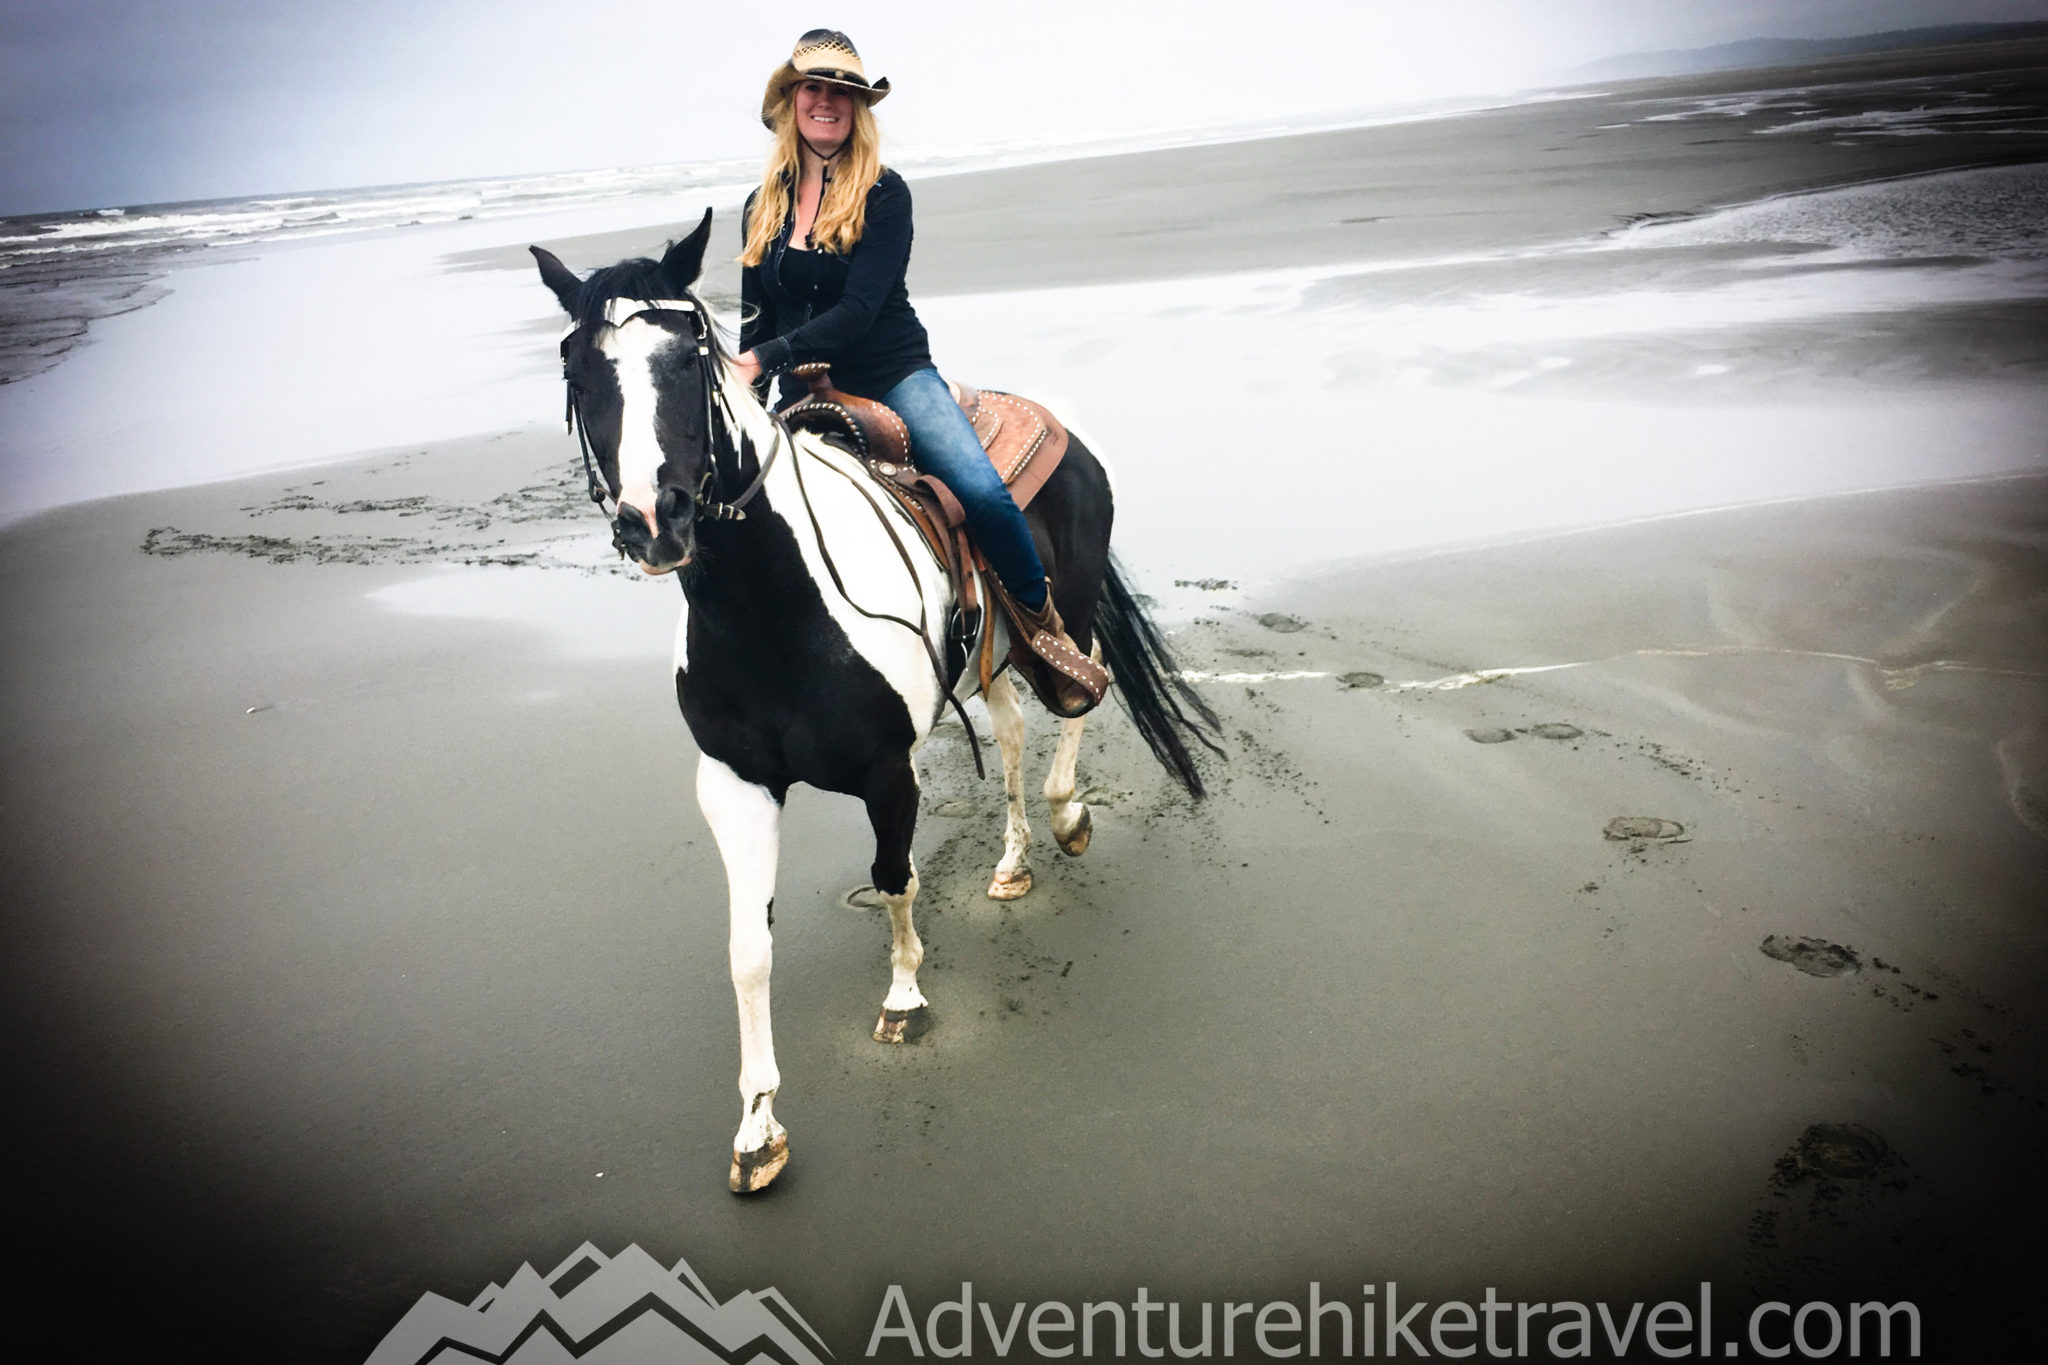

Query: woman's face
[793,80,856,156]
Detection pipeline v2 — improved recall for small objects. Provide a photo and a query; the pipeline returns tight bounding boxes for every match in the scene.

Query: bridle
[559,296,778,529]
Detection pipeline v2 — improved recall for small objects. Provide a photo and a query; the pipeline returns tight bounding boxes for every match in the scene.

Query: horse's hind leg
[866,757,932,1044]
[1044,644,1101,857]
[984,672,1034,900]
[697,756,789,1194]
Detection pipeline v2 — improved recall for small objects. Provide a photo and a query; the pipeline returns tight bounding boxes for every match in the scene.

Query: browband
[604,297,697,327]
[559,297,701,341]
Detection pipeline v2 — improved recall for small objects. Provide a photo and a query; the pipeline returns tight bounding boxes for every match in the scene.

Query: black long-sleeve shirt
[739,167,935,405]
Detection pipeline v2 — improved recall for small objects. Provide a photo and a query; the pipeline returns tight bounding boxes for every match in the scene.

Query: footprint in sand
[1995,725,2048,838]
[1466,727,1516,744]
[1603,815,1685,841]
[1530,722,1583,740]
[1760,934,1861,977]
[1751,1123,1901,1255]
[842,885,888,911]
[1338,672,1384,690]
[1794,1123,1889,1179]
[930,799,982,818]
[1256,613,1306,633]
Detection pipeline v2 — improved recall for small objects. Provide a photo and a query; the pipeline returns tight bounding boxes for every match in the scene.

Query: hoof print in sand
[1530,722,1583,740]
[1760,934,1861,977]
[1256,613,1306,633]
[1793,1123,1890,1180]
[1466,727,1516,744]
[930,799,981,818]
[1603,816,1685,841]
[1338,672,1384,690]
[842,884,888,911]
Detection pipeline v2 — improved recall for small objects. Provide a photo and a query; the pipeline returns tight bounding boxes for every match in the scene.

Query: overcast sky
[4,0,2046,216]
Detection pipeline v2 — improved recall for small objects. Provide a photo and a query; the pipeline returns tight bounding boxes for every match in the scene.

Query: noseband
[560,296,778,532]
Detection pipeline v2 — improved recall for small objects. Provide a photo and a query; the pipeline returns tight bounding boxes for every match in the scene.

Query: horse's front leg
[984,672,1035,899]
[697,755,789,1194]
[866,757,932,1043]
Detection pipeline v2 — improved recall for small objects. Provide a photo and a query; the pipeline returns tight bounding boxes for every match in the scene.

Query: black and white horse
[531,209,1219,1192]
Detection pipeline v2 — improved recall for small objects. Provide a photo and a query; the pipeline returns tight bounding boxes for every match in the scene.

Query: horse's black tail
[1093,553,1226,799]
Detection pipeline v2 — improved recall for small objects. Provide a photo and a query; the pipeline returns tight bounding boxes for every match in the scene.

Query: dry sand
[3,40,2046,1364]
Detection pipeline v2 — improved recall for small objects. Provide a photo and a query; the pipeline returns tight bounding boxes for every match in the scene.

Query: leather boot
[1014,584,1110,718]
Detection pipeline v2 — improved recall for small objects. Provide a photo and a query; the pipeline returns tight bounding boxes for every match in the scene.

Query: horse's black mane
[570,258,678,332]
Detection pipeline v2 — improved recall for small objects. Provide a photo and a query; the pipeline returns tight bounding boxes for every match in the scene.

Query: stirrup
[1013,587,1110,718]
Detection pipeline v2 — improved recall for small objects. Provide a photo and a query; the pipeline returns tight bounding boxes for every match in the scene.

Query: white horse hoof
[987,866,1033,900]
[1055,805,1092,857]
[729,1132,789,1193]
[873,1005,933,1044]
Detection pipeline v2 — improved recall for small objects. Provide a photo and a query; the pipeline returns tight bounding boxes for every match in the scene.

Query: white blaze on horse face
[601,318,677,532]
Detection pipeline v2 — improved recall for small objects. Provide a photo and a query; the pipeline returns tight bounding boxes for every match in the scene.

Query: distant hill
[1570,21,2048,82]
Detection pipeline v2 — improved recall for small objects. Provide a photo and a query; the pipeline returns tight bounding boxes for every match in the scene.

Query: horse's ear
[659,208,716,292]
[530,245,582,316]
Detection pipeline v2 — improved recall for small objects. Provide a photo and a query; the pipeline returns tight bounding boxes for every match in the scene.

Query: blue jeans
[880,367,1047,609]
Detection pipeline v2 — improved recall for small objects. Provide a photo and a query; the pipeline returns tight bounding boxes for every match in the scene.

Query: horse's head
[532,208,724,575]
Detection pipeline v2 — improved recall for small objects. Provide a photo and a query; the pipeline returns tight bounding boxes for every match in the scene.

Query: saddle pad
[957,388,1068,511]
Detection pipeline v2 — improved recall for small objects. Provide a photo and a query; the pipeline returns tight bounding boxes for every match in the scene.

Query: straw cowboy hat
[760,29,891,128]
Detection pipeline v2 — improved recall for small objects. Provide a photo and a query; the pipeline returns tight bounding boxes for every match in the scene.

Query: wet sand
[3,39,2047,1364]
[3,450,2042,1358]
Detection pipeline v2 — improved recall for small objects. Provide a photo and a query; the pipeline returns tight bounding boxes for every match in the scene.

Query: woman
[733,29,1106,716]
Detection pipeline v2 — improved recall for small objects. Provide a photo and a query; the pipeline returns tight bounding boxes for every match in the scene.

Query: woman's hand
[732,350,763,386]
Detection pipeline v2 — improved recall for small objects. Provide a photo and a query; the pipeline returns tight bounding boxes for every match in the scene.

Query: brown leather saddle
[778,363,1080,705]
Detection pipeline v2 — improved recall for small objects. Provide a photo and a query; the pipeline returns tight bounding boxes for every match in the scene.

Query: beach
[2,38,2046,1361]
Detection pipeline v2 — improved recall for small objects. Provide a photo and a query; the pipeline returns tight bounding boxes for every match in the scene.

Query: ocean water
[1620,71,2044,138]
[1608,161,2048,263]
[0,161,760,268]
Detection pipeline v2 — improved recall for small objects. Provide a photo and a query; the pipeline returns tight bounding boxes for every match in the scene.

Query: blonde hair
[739,91,883,266]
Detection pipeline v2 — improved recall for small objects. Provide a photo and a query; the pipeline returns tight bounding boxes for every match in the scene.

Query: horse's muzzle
[613,486,695,573]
